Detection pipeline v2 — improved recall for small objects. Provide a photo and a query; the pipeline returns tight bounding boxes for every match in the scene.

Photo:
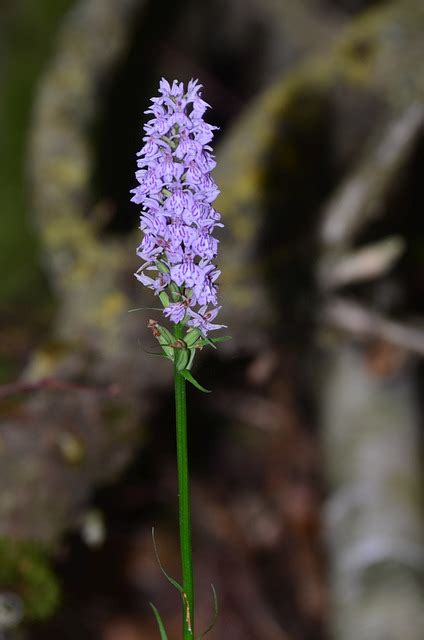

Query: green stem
[174,323,194,639]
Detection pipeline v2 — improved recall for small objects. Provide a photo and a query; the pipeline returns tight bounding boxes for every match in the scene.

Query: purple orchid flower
[131,78,224,334]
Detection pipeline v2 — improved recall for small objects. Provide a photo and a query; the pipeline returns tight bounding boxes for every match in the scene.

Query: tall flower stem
[174,323,194,639]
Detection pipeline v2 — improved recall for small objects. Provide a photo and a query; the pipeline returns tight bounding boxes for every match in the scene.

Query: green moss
[102,400,133,430]
[0,538,60,621]
[0,357,19,385]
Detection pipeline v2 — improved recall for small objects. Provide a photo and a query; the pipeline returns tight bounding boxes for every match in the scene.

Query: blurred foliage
[0,538,60,621]
[0,0,74,308]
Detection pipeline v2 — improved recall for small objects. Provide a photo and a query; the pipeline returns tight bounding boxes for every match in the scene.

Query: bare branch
[318,235,405,290]
[320,104,424,250]
[0,378,120,400]
[323,298,424,356]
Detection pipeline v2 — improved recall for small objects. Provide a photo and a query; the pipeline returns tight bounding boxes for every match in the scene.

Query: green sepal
[159,291,170,308]
[156,260,170,273]
[169,282,179,297]
[180,369,211,393]
[184,328,202,347]
[175,348,190,372]
[160,135,176,149]
[150,603,169,640]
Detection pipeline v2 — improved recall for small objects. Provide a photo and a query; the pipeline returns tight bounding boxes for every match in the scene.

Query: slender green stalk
[174,323,194,639]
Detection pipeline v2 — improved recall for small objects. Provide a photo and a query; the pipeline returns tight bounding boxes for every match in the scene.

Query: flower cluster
[131,79,224,335]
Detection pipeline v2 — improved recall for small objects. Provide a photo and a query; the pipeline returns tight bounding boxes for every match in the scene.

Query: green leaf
[180,369,211,393]
[175,348,190,372]
[151,528,184,595]
[150,603,169,640]
[151,529,192,634]
[196,584,219,639]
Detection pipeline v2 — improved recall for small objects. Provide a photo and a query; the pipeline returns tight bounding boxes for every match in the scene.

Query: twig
[0,378,120,400]
[320,104,424,250]
[323,298,424,356]
[318,236,405,290]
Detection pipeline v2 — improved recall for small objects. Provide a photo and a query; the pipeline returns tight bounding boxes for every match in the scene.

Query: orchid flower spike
[131,78,226,339]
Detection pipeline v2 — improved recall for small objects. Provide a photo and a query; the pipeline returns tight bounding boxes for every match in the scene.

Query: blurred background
[1,0,424,638]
